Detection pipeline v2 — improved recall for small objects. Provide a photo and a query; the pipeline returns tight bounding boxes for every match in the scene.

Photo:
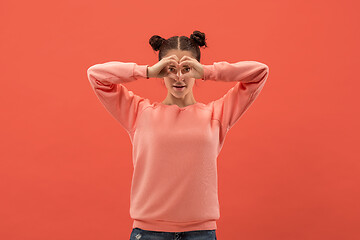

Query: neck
[162,93,197,107]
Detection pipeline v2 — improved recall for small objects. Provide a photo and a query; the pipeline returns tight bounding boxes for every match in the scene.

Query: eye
[181,67,190,73]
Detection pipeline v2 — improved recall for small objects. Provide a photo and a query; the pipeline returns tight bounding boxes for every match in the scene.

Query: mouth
[173,85,186,91]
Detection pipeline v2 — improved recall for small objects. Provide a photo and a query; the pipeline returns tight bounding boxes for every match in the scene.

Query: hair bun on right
[190,30,207,48]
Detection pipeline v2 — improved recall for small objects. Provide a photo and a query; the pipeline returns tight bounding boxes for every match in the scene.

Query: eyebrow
[169,65,190,68]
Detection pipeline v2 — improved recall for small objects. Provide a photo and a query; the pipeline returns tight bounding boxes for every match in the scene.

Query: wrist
[147,66,154,79]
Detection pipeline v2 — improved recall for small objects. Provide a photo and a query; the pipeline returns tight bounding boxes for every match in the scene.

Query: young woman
[87,30,269,240]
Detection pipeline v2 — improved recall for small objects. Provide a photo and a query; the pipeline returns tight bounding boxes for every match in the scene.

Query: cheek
[188,81,195,87]
[163,79,172,87]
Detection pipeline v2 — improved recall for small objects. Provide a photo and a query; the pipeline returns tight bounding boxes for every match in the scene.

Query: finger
[166,65,180,79]
[179,56,185,62]
[179,60,193,68]
[168,55,180,63]
[179,56,191,63]
[180,55,196,62]
[168,59,180,68]
[166,60,180,75]
[178,69,194,79]
[179,66,192,76]
[168,72,179,80]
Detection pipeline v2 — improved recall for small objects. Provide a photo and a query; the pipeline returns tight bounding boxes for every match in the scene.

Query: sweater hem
[132,219,217,232]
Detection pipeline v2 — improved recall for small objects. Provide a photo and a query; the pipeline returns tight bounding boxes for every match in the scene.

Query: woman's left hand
[178,56,204,80]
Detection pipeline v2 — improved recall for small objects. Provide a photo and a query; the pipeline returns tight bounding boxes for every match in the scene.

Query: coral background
[1,0,359,239]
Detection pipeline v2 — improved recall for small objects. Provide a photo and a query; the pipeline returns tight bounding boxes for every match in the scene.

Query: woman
[87,30,269,240]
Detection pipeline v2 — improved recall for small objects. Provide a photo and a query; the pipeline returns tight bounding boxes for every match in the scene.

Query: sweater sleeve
[87,61,150,133]
[202,61,269,143]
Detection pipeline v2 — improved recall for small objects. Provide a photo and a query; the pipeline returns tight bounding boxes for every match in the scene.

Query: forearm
[87,61,148,85]
[202,61,269,83]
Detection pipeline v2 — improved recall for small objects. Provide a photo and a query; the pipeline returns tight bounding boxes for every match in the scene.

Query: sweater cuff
[202,64,216,81]
[134,64,148,79]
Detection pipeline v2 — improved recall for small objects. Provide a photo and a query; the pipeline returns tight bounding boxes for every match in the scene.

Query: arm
[87,61,150,133]
[202,61,269,143]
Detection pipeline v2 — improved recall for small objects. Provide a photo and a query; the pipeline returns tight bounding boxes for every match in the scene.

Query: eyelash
[169,68,190,71]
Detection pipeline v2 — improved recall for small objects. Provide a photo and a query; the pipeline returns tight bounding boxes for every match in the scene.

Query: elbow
[87,67,92,79]
[87,65,97,78]
[259,63,269,81]
[87,64,101,81]
[260,63,269,74]
[87,65,100,85]
[253,64,269,83]
[251,61,269,81]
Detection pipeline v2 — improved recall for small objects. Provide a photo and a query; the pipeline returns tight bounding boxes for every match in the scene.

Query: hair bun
[190,30,207,48]
[149,35,166,51]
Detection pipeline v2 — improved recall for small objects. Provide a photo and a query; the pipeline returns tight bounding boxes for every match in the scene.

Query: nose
[175,66,189,78]
[175,71,189,82]
[175,77,184,82]
[176,70,183,79]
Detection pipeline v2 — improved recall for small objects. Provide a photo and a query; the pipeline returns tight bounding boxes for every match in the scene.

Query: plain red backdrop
[1,0,359,239]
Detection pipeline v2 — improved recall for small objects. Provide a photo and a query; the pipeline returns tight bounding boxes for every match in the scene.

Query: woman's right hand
[147,55,181,79]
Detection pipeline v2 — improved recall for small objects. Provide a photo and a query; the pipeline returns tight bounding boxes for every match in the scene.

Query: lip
[173,85,186,92]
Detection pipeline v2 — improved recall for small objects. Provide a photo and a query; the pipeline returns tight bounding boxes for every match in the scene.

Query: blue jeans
[129,227,217,240]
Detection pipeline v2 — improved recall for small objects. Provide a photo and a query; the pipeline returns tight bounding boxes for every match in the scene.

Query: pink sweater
[87,60,269,232]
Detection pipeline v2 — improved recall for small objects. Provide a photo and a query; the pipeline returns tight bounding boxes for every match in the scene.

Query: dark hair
[148,30,208,62]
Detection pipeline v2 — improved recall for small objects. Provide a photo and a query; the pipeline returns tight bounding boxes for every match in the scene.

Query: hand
[147,55,181,79]
[178,55,204,80]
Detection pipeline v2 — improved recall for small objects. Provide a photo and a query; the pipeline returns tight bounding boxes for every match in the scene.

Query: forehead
[163,49,194,59]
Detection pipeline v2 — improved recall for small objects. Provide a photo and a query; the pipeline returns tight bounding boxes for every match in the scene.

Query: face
[162,49,196,99]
